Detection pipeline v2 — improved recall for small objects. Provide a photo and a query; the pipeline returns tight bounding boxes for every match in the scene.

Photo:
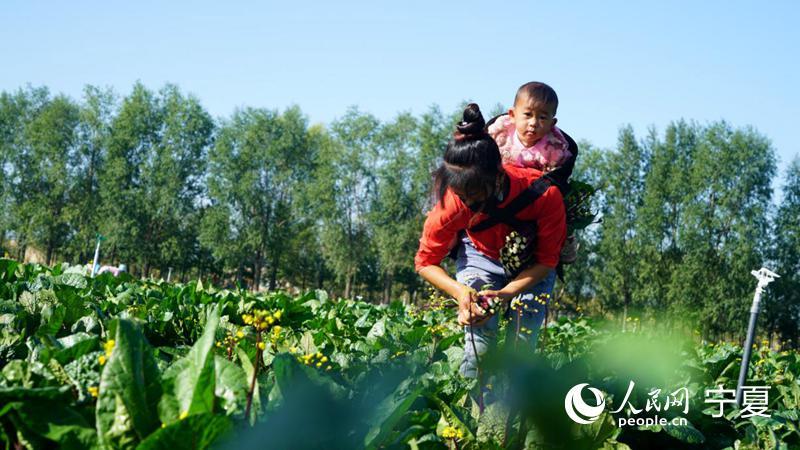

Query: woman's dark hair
[432,103,502,205]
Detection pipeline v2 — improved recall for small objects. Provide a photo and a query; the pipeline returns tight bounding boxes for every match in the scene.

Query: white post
[736,267,780,405]
[90,237,101,277]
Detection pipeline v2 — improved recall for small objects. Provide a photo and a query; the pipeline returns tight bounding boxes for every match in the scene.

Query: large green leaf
[272,353,346,401]
[135,413,233,450]
[159,305,220,422]
[0,385,72,402]
[13,401,99,450]
[54,332,99,364]
[36,303,66,337]
[364,376,427,450]
[213,355,248,415]
[96,319,162,450]
[236,346,261,425]
[427,393,476,441]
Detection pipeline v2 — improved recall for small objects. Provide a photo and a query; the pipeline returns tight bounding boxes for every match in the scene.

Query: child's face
[508,96,557,147]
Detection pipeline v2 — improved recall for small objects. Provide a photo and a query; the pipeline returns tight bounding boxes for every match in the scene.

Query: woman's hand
[456,286,490,326]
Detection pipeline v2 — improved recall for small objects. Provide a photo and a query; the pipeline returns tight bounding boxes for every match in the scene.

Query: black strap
[468,175,553,232]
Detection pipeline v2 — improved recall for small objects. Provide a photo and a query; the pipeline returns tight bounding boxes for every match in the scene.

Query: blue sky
[3,1,798,186]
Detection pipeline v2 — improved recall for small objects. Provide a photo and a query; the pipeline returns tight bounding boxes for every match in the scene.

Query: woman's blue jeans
[454,238,556,378]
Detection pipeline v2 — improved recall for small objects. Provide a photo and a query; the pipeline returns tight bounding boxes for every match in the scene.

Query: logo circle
[564,383,606,424]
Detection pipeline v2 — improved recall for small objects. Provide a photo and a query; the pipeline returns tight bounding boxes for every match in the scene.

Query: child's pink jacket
[487,115,572,172]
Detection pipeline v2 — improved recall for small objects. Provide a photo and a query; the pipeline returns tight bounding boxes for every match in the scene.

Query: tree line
[0,83,797,344]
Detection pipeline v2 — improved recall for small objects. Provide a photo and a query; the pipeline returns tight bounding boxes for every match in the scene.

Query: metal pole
[736,267,779,406]
[167,267,172,283]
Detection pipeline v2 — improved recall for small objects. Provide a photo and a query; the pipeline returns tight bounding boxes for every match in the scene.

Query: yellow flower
[179,411,188,420]
[236,330,245,339]
[88,386,99,398]
[98,355,107,366]
[257,342,266,351]
[441,426,463,440]
[273,311,282,320]
[272,325,282,334]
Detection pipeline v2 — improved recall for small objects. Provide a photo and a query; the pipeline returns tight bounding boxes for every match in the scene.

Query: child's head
[508,81,559,147]
[433,103,503,210]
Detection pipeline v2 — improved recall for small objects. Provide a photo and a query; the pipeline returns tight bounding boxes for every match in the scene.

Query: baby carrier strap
[468,175,553,232]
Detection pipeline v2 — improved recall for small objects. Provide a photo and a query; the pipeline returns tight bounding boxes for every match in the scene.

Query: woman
[415,103,566,378]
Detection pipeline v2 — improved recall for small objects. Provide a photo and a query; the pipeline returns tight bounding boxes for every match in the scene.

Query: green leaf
[37,303,66,337]
[96,319,162,450]
[135,413,233,450]
[159,305,220,422]
[213,355,248,415]
[272,353,346,401]
[663,420,706,444]
[364,376,427,450]
[0,385,72,402]
[13,401,99,450]
[367,319,386,343]
[476,402,508,445]
[54,332,99,364]
[427,393,475,441]
[299,331,317,354]
[53,272,88,289]
[236,346,260,425]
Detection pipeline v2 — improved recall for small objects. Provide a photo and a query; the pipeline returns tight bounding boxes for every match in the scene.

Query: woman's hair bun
[455,103,486,139]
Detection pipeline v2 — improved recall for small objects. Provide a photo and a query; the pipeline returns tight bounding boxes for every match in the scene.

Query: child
[488,81,580,263]
[488,81,574,177]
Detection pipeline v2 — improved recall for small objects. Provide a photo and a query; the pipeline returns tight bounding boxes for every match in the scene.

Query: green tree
[1,88,53,259]
[100,83,163,274]
[592,126,648,324]
[767,158,800,346]
[99,83,213,278]
[201,106,309,290]
[66,86,116,263]
[635,121,698,315]
[19,94,80,264]
[674,122,776,337]
[312,108,380,298]
[149,85,214,279]
[370,112,420,303]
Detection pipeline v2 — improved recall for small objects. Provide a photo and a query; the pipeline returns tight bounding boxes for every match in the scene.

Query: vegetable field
[1,259,798,449]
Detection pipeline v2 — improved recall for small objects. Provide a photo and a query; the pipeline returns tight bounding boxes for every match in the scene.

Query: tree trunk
[316,259,324,289]
[270,264,278,292]
[622,302,628,332]
[46,241,55,267]
[382,272,393,305]
[253,250,262,292]
[344,272,353,299]
[237,264,244,289]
